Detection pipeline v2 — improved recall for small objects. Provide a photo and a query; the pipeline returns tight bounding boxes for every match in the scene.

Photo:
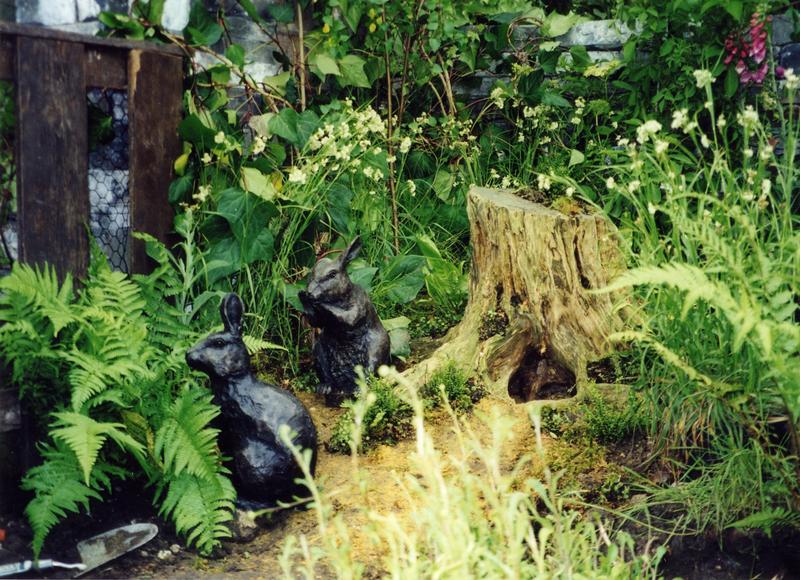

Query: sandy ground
[99,392,536,578]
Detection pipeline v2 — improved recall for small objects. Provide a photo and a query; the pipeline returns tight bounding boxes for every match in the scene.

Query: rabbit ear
[340,236,362,266]
[220,293,243,336]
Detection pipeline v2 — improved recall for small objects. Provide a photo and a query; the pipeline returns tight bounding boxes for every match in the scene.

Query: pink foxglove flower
[724,12,773,86]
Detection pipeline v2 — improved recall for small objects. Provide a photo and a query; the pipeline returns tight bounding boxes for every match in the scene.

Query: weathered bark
[404,187,625,402]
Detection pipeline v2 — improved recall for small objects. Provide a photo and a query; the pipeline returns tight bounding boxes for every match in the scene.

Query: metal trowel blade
[74,523,158,577]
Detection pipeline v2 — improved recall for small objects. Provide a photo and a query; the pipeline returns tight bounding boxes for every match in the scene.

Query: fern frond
[242,333,287,355]
[0,262,75,335]
[154,388,223,481]
[157,471,235,555]
[21,442,124,558]
[82,269,146,321]
[51,412,144,483]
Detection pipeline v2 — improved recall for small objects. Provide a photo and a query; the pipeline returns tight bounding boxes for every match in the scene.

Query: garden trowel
[0,522,158,578]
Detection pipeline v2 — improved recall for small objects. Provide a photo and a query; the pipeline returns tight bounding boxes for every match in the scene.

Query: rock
[169,544,181,554]
[557,20,637,50]
[157,549,173,560]
[773,13,794,46]
[228,508,259,542]
[780,43,800,72]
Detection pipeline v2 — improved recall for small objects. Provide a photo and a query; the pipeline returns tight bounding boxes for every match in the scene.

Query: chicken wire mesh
[88,88,130,273]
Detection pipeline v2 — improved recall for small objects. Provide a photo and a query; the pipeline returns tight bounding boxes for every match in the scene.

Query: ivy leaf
[311,52,341,79]
[569,149,585,166]
[432,169,455,202]
[383,316,411,358]
[178,114,216,147]
[378,256,426,304]
[225,44,245,69]
[295,110,321,149]
[185,0,223,46]
[541,11,582,37]
[241,228,274,264]
[338,54,371,88]
[240,167,277,201]
[268,108,299,145]
[263,71,291,96]
[267,3,295,23]
[237,0,264,23]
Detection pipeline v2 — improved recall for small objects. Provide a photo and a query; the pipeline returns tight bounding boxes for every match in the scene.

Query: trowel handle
[0,560,32,577]
[0,559,86,576]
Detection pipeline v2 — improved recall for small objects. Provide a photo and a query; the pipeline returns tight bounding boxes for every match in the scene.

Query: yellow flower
[368,8,376,18]
[376,16,383,25]
[322,23,330,34]
[368,22,376,33]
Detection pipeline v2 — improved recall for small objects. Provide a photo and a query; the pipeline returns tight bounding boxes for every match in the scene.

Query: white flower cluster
[570,97,586,126]
[692,69,714,89]
[636,119,662,144]
[286,104,387,187]
[785,68,800,91]
[737,105,760,131]
[490,86,507,109]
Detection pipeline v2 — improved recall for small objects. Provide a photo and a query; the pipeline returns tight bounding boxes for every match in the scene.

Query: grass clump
[326,377,413,454]
[419,361,485,413]
[540,387,643,446]
[328,362,484,454]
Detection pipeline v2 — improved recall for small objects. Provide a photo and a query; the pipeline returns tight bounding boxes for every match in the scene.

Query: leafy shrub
[0,239,234,557]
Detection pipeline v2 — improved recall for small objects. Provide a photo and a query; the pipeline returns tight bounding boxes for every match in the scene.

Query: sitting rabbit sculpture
[186,293,317,506]
[299,237,390,406]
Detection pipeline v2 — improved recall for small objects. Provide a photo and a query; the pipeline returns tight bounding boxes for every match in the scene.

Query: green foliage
[540,388,643,445]
[419,361,483,413]
[0,238,234,557]
[328,362,483,453]
[21,442,124,558]
[327,377,413,454]
[598,87,800,536]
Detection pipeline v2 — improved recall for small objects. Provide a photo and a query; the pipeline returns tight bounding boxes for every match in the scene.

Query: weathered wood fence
[0,23,185,511]
[0,21,183,278]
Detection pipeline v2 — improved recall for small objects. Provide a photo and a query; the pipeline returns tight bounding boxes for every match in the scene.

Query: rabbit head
[303,237,362,305]
[186,293,250,379]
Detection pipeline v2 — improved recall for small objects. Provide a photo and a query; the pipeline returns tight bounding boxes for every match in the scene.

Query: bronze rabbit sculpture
[186,293,317,506]
[299,237,390,406]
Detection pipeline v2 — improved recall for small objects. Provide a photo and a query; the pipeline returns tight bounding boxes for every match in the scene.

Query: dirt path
[89,393,534,578]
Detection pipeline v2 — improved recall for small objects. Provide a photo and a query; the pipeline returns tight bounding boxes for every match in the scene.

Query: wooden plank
[0,21,184,56]
[1,40,127,86]
[0,37,11,80]
[16,36,89,280]
[86,47,127,88]
[128,50,182,274]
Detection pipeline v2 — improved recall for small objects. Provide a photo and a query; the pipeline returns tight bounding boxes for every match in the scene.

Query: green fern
[51,412,144,484]
[21,442,125,558]
[154,387,223,482]
[158,471,235,555]
[0,255,235,556]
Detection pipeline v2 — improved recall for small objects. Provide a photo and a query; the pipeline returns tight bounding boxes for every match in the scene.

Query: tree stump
[405,187,625,403]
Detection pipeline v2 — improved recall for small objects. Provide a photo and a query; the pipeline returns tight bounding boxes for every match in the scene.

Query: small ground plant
[327,377,413,454]
[327,361,484,453]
